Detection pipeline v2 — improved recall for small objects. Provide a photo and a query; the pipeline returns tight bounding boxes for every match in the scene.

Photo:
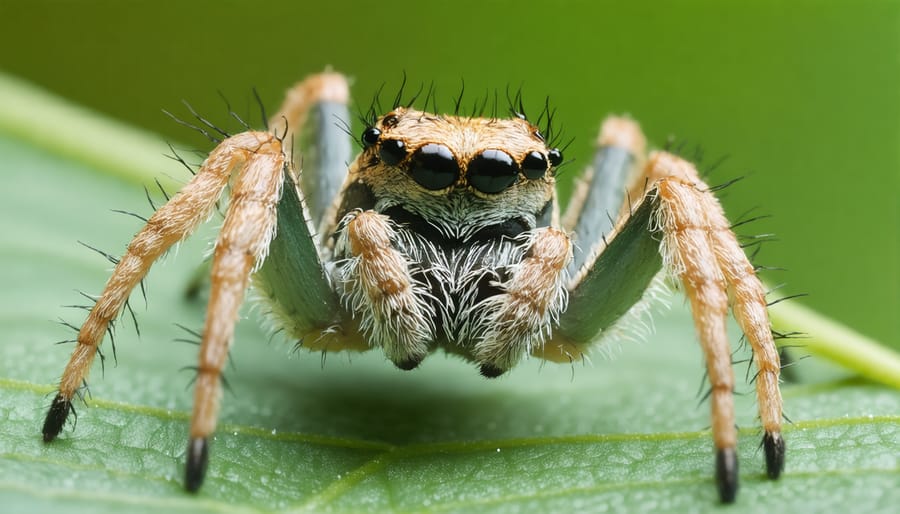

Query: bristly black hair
[251,88,268,131]
[356,81,386,127]
[424,81,439,114]
[453,78,466,116]
[391,71,408,112]
[505,83,527,120]
[163,87,276,149]
[355,75,565,148]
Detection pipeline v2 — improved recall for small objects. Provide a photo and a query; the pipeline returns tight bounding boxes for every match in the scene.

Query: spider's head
[351,107,562,227]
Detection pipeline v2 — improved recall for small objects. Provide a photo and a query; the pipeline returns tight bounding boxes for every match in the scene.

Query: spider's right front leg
[42,130,286,450]
[333,210,435,370]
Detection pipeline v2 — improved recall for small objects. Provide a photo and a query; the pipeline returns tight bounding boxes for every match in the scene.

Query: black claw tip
[42,394,71,443]
[763,432,786,479]
[185,437,209,493]
[479,363,506,378]
[716,447,739,503]
[395,357,423,371]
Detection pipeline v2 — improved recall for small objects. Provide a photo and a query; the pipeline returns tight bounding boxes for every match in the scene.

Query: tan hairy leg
[42,131,282,439]
[645,152,784,502]
[185,133,285,491]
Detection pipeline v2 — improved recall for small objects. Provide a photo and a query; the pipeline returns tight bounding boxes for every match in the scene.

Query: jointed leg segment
[43,131,285,447]
[648,152,784,501]
[43,73,349,493]
[185,134,285,490]
[560,116,784,503]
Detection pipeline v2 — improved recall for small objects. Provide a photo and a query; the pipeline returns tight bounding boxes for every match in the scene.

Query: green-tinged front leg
[298,98,354,228]
[253,171,343,342]
[564,117,646,273]
[253,74,353,345]
[555,194,662,347]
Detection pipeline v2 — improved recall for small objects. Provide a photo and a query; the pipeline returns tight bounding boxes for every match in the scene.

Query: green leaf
[0,73,898,514]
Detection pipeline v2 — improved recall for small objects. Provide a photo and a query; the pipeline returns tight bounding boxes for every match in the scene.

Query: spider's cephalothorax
[41,72,786,503]
[327,107,569,375]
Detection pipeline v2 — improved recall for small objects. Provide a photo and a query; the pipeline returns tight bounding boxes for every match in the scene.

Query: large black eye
[409,143,459,190]
[467,149,519,194]
[521,151,548,179]
[361,127,381,147]
[548,148,563,167]
[379,139,407,165]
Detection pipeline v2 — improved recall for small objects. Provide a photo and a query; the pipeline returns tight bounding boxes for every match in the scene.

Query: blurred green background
[0,0,897,346]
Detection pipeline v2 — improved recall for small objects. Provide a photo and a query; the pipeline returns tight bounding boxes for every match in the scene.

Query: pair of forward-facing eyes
[361,126,563,194]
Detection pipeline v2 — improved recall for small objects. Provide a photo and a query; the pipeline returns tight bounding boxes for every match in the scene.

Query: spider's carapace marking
[42,72,784,503]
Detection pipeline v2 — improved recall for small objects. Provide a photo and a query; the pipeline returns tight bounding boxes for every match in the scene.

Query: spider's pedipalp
[334,210,434,369]
[474,227,572,374]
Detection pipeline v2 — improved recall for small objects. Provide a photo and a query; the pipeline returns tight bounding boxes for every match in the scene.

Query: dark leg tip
[716,447,739,503]
[42,393,71,443]
[479,363,506,379]
[395,356,423,371]
[185,437,209,493]
[763,431,786,479]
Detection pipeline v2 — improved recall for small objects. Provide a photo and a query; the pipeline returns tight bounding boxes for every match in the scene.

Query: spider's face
[352,108,562,225]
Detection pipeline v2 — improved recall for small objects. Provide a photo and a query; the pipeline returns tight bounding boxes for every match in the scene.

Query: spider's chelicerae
[42,72,785,503]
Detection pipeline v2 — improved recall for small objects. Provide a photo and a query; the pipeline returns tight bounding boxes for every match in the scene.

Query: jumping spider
[41,72,785,503]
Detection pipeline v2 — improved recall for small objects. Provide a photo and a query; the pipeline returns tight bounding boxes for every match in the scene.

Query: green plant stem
[0,72,176,187]
[770,299,900,388]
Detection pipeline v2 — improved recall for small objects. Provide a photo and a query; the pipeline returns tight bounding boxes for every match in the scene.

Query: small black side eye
[379,139,407,165]
[382,114,399,128]
[521,151,548,179]
[548,148,563,167]
[361,127,381,147]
